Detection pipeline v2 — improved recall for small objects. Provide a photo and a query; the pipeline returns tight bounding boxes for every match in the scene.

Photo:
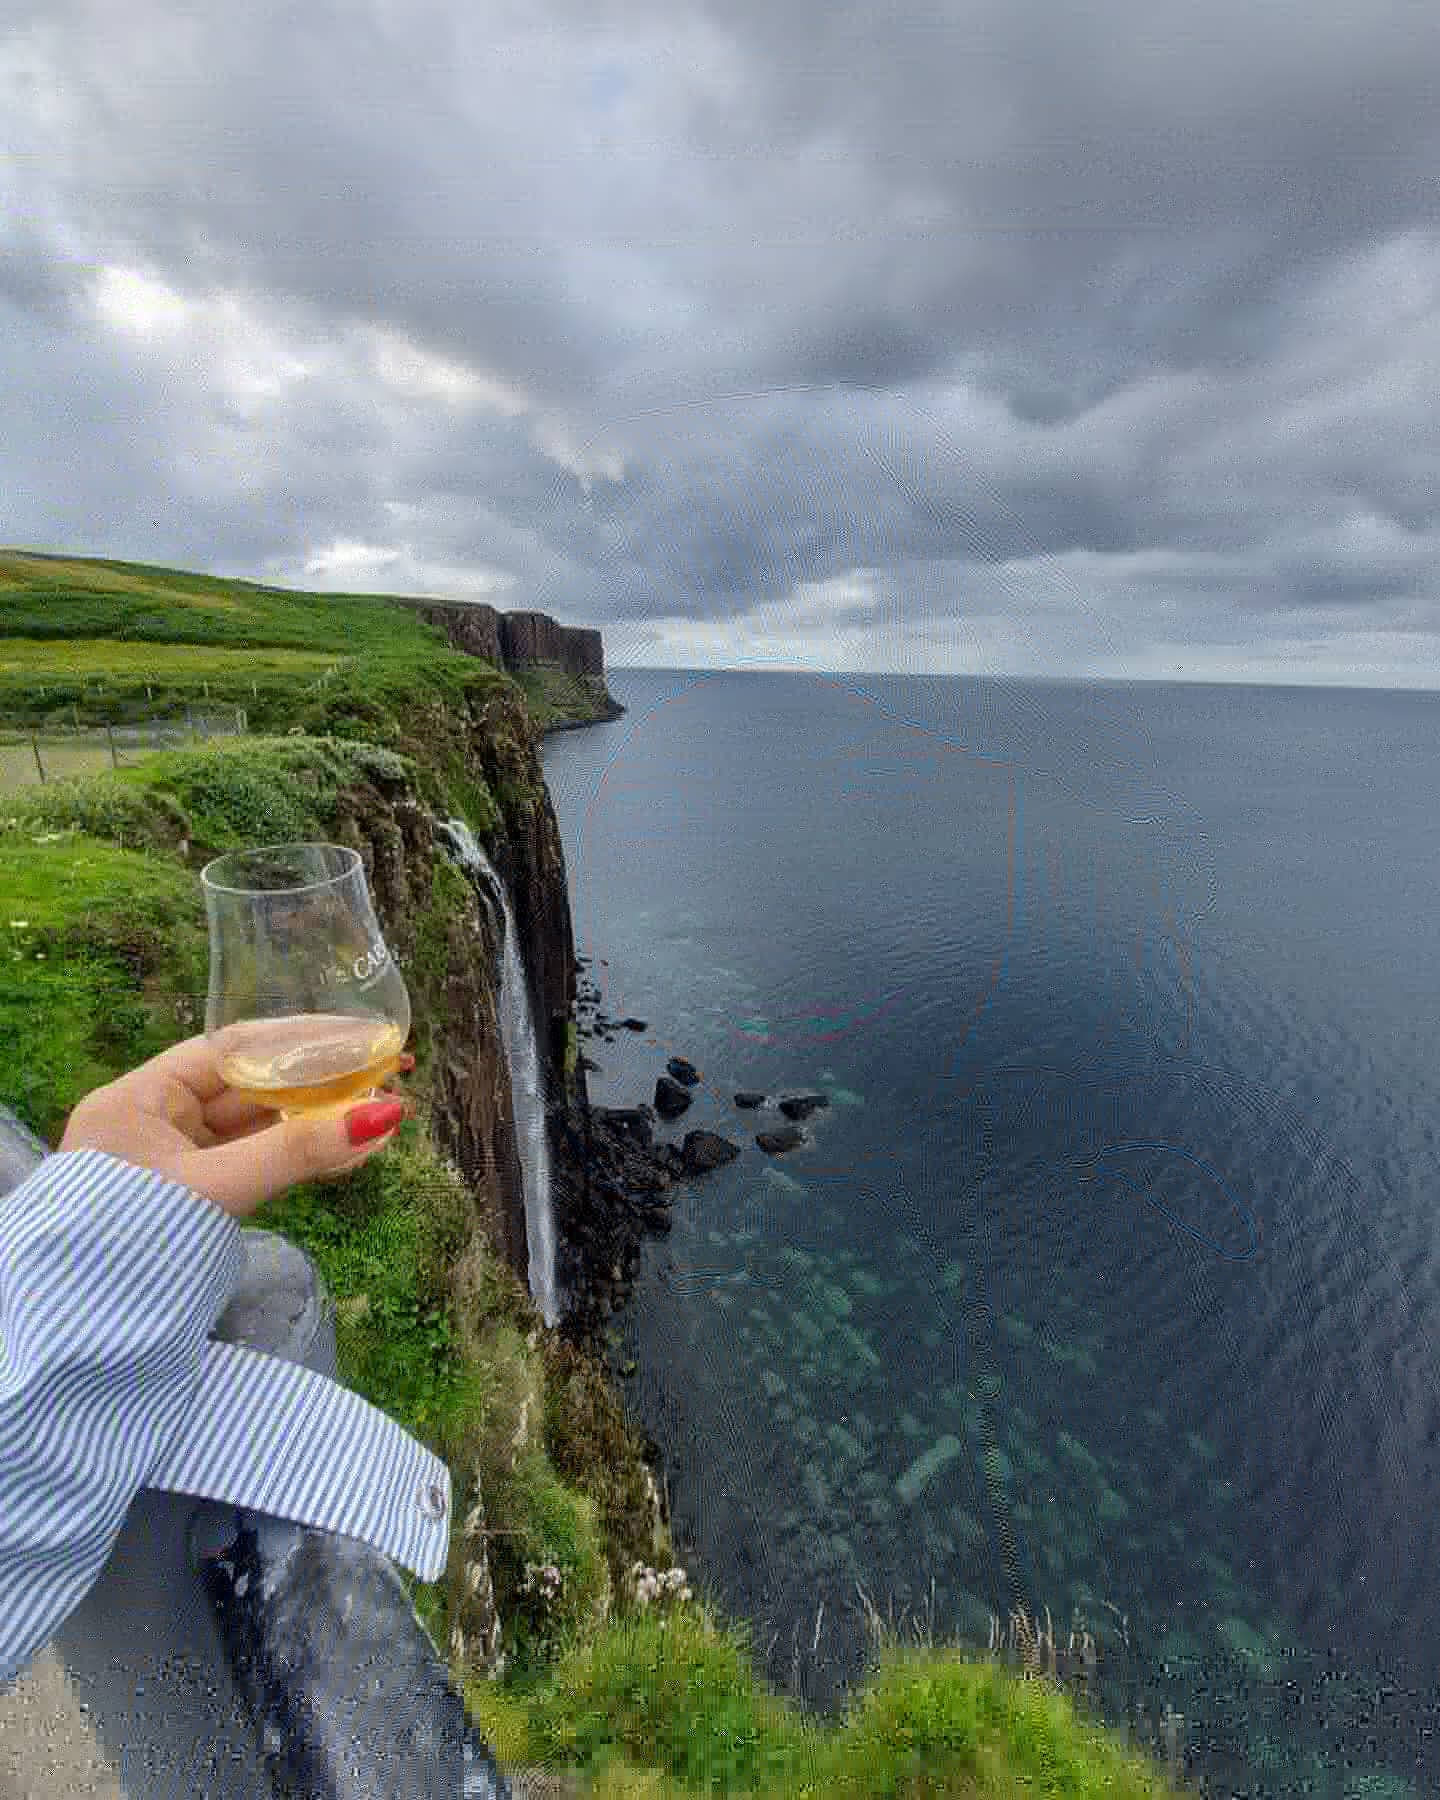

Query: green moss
[0,835,206,1139]
[408,855,482,1075]
[511,664,621,731]
[120,734,416,855]
[543,1337,668,1593]
[2,774,190,855]
[515,1610,817,1791]
[485,1449,611,1674]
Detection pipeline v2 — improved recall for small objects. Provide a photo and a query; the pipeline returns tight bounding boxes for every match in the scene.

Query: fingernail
[346,1098,405,1146]
[398,1052,416,1073]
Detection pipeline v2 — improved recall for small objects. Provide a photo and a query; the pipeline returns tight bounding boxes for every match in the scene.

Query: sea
[541,667,1440,1798]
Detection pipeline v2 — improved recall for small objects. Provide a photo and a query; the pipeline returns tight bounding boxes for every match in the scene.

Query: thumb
[174,1097,406,1218]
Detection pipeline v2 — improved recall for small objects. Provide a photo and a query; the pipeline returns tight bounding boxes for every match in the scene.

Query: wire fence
[0,707,250,790]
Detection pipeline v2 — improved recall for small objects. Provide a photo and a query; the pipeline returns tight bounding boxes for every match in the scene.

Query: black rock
[654,1075,692,1119]
[641,1203,673,1234]
[579,1055,601,1073]
[756,1125,806,1154]
[665,1056,701,1087]
[733,1091,766,1109]
[622,1018,648,1032]
[680,1130,741,1174]
[601,1105,656,1148]
[624,1154,671,1194]
[778,1093,830,1122]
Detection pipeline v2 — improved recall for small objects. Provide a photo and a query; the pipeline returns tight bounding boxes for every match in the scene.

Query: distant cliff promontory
[398,599,607,683]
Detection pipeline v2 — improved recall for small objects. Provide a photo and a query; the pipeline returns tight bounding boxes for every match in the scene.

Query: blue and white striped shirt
[0,1150,452,1687]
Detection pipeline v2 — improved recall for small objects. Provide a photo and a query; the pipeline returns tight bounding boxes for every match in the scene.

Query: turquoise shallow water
[543,669,1440,1797]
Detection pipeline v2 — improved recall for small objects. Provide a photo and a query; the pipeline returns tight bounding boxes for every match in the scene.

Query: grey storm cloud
[2,0,1440,681]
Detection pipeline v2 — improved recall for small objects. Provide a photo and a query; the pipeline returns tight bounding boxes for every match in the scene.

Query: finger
[174,1098,408,1217]
[130,1034,230,1106]
[202,1088,279,1140]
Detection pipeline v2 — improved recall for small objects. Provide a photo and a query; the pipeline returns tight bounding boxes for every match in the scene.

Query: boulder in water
[666,1056,701,1087]
[654,1076,692,1119]
[622,1017,648,1032]
[778,1093,829,1121]
[757,1125,805,1154]
[680,1130,740,1174]
[734,1090,766,1109]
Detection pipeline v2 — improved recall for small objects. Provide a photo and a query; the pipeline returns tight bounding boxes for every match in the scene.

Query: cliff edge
[396,598,625,731]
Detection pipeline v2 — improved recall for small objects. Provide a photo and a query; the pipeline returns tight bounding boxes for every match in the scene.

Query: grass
[0,834,207,1139]
[470,1614,1183,1797]
[0,549,450,654]
[512,664,621,731]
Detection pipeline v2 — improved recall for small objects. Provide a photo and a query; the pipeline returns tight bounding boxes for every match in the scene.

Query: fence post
[72,703,80,732]
[31,737,45,784]
[107,723,118,769]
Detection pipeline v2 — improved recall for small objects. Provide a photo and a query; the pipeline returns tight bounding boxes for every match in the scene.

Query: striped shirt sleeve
[0,1151,451,1688]
[0,1150,242,1685]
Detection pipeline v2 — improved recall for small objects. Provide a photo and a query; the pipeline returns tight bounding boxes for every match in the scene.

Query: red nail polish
[397,1052,416,1073]
[346,1098,405,1146]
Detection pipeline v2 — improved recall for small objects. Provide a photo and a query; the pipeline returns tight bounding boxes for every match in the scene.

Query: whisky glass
[201,843,410,1118]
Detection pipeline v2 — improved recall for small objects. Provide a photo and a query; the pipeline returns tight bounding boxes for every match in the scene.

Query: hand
[59,1035,415,1219]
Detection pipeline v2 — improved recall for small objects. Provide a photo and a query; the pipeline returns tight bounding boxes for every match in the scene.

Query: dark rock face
[603,1106,657,1149]
[778,1093,830,1122]
[499,610,604,678]
[406,600,503,665]
[330,776,529,1276]
[734,1091,766,1109]
[757,1125,806,1154]
[654,1076,693,1119]
[665,1057,701,1087]
[401,600,605,682]
[680,1130,740,1174]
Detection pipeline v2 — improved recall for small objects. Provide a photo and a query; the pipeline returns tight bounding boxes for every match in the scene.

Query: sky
[3,0,1439,685]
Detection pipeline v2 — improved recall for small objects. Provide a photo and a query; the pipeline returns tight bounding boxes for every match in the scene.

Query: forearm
[0,1150,242,1685]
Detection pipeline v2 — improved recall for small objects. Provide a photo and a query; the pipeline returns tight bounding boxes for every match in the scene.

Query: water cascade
[439,819,559,1324]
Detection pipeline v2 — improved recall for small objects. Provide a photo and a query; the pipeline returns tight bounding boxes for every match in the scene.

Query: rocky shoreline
[554,951,832,1340]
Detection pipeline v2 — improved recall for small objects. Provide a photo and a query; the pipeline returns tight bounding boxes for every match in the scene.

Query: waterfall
[439,819,559,1325]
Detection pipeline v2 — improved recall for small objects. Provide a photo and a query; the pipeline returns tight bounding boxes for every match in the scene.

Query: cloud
[3,0,1440,682]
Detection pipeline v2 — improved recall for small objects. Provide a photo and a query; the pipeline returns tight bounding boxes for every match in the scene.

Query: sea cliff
[0,551,1182,1796]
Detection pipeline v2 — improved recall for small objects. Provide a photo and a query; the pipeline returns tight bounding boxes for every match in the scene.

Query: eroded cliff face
[322,760,533,1276]
[402,599,606,682]
[322,673,662,1344]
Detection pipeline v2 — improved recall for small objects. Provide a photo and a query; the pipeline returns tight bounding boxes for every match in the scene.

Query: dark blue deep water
[543,669,1440,1797]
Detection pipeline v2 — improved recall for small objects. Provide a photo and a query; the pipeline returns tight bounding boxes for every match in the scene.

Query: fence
[0,708,249,789]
